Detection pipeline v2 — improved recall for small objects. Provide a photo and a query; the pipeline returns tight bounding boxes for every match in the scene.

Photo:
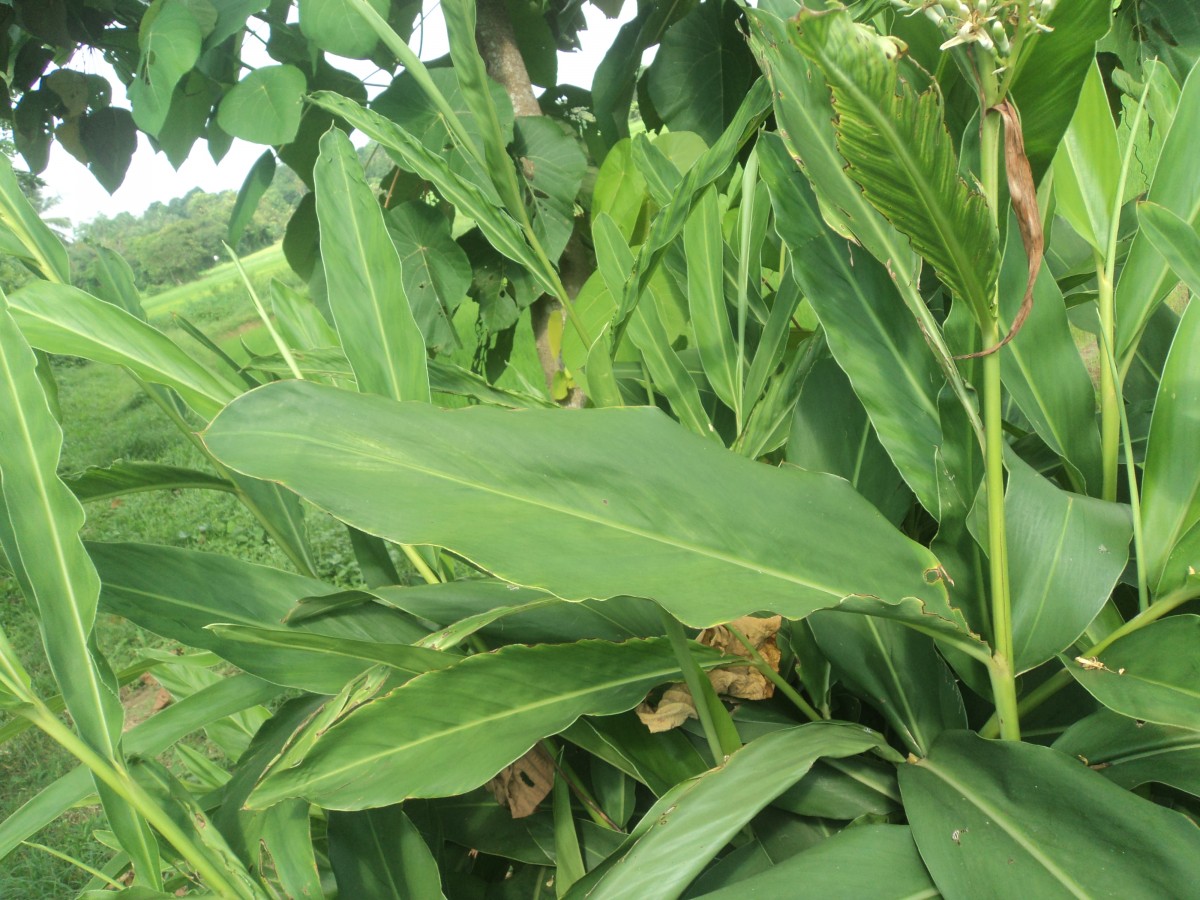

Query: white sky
[41,1,637,227]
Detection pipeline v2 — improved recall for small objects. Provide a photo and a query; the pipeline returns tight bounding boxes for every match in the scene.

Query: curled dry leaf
[636,616,784,732]
[486,743,556,818]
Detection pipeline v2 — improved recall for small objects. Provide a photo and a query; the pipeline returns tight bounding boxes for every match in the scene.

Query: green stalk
[659,610,740,766]
[25,704,258,899]
[224,242,302,381]
[1096,258,1120,501]
[22,841,124,889]
[979,580,1200,738]
[978,108,1020,740]
[734,151,759,433]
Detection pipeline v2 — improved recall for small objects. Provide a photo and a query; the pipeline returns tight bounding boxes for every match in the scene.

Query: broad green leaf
[270,279,340,352]
[514,116,587,260]
[0,296,160,878]
[996,455,1131,673]
[308,92,551,296]
[789,8,998,325]
[207,624,455,689]
[90,246,145,319]
[1116,62,1200,359]
[374,580,662,645]
[645,0,758,146]
[592,139,648,240]
[129,0,203,135]
[328,807,445,899]
[0,674,280,859]
[89,542,430,694]
[1053,63,1121,251]
[1112,0,1200,85]
[789,357,912,525]
[1009,0,1113,182]
[773,756,901,820]
[228,150,275,247]
[1065,616,1200,731]
[64,461,234,503]
[684,188,739,413]
[430,789,555,865]
[900,731,1200,899]
[204,381,952,630]
[759,135,943,516]
[216,65,305,146]
[258,801,323,899]
[299,0,386,58]
[810,612,965,757]
[997,218,1103,492]
[386,201,471,354]
[572,723,885,899]
[554,772,586,897]
[247,638,724,809]
[315,127,429,402]
[8,281,240,417]
[1054,709,1200,796]
[0,154,69,282]
[158,70,220,170]
[1138,269,1200,594]
[695,826,936,900]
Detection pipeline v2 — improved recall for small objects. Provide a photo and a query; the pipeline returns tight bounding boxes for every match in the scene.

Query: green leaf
[315,127,430,402]
[1008,0,1113,182]
[64,461,234,503]
[571,723,885,899]
[299,0,386,58]
[386,201,470,354]
[89,542,430,694]
[8,281,240,418]
[246,638,722,809]
[129,0,203,136]
[0,154,70,282]
[694,826,936,900]
[0,296,159,879]
[1138,264,1200,594]
[1116,62,1200,359]
[810,612,965,757]
[1054,709,1200,796]
[553,771,586,897]
[1052,62,1121,251]
[204,380,952,630]
[759,135,943,516]
[270,279,339,351]
[996,217,1103,493]
[563,714,707,797]
[158,71,220,170]
[645,0,758,146]
[514,116,587,261]
[788,357,912,525]
[592,139,648,240]
[328,807,445,899]
[89,246,145,320]
[789,8,998,325]
[228,150,276,247]
[1065,616,1200,731]
[998,455,1132,673]
[900,731,1200,898]
[216,65,305,146]
[684,188,739,413]
[80,108,138,193]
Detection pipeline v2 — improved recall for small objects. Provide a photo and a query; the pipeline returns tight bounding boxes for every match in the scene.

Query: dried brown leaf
[486,744,556,818]
[636,683,697,732]
[699,615,782,701]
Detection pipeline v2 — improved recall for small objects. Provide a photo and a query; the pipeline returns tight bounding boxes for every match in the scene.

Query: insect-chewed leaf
[789,8,999,325]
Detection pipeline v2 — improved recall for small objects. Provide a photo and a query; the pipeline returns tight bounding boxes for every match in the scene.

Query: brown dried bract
[486,744,556,818]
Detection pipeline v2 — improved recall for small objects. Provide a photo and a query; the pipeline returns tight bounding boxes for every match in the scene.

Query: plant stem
[725,624,822,723]
[224,242,302,381]
[659,610,739,766]
[979,580,1200,737]
[27,705,258,899]
[978,108,1020,740]
[1096,258,1120,502]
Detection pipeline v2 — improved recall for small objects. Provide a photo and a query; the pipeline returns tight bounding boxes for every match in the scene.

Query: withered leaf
[486,744,556,818]
[636,682,697,732]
